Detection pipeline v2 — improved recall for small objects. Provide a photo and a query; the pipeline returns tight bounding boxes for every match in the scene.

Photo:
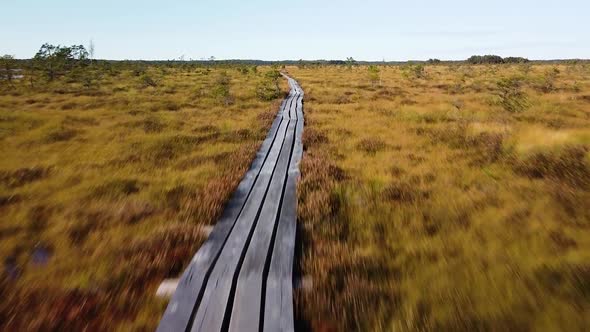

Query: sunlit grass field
[0,65,286,330]
[1,61,589,332]
[290,64,590,331]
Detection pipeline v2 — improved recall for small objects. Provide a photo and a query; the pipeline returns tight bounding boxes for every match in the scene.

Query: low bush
[255,70,281,101]
[495,77,529,113]
[513,145,590,188]
[402,64,426,80]
[211,72,233,105]
[140,74,157,88]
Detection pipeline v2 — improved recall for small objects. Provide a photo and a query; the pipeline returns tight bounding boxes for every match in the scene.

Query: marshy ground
[1,62,589,331]
[0,64,286,331]
[290,63,590,331]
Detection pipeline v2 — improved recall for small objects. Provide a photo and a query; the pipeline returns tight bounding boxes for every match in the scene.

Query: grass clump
[357,137,387,154]
[512,145,590,188]
[44,126,79,142]
[0,166,51,188]
[495,76,530,113]
[91,179,141,199]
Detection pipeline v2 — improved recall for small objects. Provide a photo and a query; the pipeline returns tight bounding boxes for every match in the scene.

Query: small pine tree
[0,55,16,83]
[346,57,357,70]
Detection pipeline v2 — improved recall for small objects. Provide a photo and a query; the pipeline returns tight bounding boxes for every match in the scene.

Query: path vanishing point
[157,74,304,332]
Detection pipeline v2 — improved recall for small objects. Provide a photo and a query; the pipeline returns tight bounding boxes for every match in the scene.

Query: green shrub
[346,57,357,70]
[536,67,560,93]
[255,70,281,101]
[401,64,426,80]
[211,72,233,105]
[495,77,529,113]
[0,55,17,83]
[140,74,157,87]
[367,65,380,86]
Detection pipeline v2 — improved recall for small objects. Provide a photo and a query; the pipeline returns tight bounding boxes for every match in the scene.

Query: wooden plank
[189,118,291,332]
[157,75,303,332]
[264,80,304,332]
[263,173,298,332]
[156,97,292,332]
[288,79,299,119]
[284,92,296,120]
[228,118,297,332]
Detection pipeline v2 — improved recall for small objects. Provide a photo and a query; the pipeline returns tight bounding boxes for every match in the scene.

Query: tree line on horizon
[2,43,589,83]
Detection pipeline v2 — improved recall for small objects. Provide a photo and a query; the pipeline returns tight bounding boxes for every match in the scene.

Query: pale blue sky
[1,0,588,60]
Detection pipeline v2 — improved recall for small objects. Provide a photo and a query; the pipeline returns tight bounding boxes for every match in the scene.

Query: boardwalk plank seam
[157,75,304,332]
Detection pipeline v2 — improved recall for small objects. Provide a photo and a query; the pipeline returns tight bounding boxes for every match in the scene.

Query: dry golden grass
[289,63,590,331]
[0,65,287,331]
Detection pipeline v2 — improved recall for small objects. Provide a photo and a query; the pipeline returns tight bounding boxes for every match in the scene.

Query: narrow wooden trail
[157,75,303,332]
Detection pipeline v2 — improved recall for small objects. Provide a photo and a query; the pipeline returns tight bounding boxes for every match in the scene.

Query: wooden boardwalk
[157,75,303,332]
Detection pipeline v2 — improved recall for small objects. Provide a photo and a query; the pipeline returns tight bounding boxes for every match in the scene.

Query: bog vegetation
[289,62,590,331]
[0,44,287,331]
[2,45,590,331]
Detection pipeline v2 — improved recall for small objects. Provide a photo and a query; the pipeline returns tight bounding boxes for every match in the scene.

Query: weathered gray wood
[156,108,288,332]
[263,174,298,332]
[157,75,303,332]
[283,91,296,120]
[228,118,297,332]
[189,118,290,332]
[264,80,304,332]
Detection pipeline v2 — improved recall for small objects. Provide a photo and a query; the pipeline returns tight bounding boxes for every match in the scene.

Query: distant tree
[467,55,529,65]
[346,57,357,70]
[33,43,89,81]
[0,55,16,82]
[427,58,441,64]
[503,57,529,64]
[467,55,504,64]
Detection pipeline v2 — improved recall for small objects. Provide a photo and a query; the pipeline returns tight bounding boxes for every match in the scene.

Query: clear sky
[1,0,588,61]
